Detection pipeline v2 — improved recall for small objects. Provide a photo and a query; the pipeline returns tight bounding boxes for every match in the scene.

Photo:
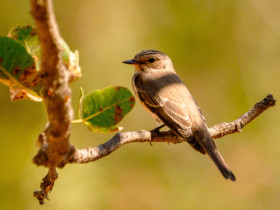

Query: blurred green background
[0,0,279,209]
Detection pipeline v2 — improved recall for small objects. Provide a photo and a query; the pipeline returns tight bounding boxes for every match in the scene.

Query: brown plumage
[123,50,236,181]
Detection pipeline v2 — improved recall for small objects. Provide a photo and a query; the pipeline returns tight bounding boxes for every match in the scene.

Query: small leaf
[68,50,81,82]
[8,25,41,70]
[0,25,81,102]
[82,86,135,133]
[9,88,42,102]
[8,25,82,81]
[0,36,42,101]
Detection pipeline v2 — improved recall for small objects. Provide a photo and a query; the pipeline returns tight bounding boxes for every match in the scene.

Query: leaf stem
[71,119,84,123]
[78,87,84,119]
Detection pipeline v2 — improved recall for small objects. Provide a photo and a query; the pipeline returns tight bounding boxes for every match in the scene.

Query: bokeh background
[0,0,279,209]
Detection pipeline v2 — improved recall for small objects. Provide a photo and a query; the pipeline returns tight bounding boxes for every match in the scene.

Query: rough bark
[30,0,74,167]
[30,0,74,204]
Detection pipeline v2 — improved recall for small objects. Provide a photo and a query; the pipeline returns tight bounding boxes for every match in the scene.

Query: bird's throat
[133,64,143,73]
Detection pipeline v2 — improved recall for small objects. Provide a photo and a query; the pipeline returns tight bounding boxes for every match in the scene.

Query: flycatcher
[123,50,236,181]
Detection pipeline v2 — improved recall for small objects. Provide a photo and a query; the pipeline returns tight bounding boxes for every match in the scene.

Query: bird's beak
[122,59,137,64]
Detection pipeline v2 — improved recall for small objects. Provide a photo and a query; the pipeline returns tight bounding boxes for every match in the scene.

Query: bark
[30,0,74,167]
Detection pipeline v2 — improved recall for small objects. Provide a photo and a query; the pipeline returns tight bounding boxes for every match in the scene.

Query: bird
[123,50,236,181]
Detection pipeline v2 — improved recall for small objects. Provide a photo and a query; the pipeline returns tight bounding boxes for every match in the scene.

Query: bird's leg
[151,124,166,133]
[150,124,166,136]
[150,124,166,145]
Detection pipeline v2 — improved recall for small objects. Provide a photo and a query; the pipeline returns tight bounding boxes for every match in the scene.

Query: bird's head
[123,50,174,73]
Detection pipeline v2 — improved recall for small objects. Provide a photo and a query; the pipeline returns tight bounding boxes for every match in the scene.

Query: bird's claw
[150,124,166,144]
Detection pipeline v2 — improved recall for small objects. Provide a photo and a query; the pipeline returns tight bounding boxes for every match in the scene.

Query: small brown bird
[123,50,236,181]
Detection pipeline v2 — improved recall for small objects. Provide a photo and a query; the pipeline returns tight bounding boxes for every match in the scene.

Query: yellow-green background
[0,0,279,209]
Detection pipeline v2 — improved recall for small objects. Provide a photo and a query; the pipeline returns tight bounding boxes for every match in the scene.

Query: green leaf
[8,25,41,70]
[0,25,81,101]
[0,36,42,101]
[8,25,81,81]
[82,86,135,133]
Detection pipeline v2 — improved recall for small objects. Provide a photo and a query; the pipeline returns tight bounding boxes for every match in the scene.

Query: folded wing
[134,74,205,153]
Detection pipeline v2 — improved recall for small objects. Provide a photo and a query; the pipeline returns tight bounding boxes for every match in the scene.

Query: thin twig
[33,167,58,205]
[70,94,276,164]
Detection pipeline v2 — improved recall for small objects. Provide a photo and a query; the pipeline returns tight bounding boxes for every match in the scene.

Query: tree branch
[30,0,74,167]
[209,93,276,138]
[30,0,75,204]
[33,167,57,205]
[70,94,276,164]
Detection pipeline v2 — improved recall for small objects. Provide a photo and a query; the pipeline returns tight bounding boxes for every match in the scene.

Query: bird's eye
[148,58,155,63]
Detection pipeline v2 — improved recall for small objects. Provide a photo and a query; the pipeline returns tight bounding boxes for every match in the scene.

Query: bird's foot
[150,124,166,145]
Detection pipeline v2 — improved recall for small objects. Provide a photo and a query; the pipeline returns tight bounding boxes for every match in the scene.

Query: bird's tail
[207,146,236,181]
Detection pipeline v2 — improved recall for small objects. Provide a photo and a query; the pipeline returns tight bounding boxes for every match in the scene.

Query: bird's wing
[134,75,192,136]
[134,74,205,154]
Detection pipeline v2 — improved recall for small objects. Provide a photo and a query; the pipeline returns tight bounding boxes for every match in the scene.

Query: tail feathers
[208,149,236,182]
